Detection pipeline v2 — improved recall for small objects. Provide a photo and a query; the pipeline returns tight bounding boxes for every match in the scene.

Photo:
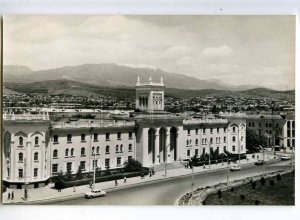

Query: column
[155,132,160,164]
[166,130,171,163]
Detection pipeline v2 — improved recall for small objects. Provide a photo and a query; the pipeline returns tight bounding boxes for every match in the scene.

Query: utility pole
[93,153,96,189]
[238,126,241,164]
[224,152,229,185]
[191,164,195,197]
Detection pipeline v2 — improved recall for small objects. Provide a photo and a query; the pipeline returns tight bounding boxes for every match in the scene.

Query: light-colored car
[281,155,291,161]
[85,189,107,199]
[230,165,241,171]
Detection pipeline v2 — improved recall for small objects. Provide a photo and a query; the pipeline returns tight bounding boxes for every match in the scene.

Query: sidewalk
[2,152,280,204]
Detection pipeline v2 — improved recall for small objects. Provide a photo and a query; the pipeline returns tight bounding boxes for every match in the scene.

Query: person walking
[73,186,76,192]
[124,176,127,183]
[115,179,118,186]
[11,191,14,200]
[8,192,10,200]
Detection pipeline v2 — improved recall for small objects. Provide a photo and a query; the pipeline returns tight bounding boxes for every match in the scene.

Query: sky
[3,15,295,90]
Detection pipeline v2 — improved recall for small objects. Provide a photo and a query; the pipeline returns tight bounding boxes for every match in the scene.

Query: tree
[260,176,266,186]
[124,159,143,172]
[66,166,72,180]
[76,165,83,180]
[276,173,282,181]
[246,128,268,151]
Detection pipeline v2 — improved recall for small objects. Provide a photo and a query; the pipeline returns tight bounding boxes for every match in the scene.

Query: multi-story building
[2,77,246,189]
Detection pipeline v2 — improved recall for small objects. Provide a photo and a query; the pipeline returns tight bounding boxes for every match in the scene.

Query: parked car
[230,165,241,171]
[281,155,291,161]
[85,189,106,199]
[255,160,265,165]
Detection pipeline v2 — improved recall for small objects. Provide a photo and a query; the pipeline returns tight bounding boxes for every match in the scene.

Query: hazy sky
[4,15,295,90]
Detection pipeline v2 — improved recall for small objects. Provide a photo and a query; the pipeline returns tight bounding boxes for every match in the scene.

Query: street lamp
[190,158,195,197]
[223,152,229,185]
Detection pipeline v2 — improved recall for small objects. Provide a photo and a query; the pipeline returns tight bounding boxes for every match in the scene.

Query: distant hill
[4,65,34,83]
[3,63,242,90]
[4,79,295,100]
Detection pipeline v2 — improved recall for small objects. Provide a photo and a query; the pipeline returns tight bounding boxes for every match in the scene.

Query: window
[80,161,86,170]
[34,152,39,161]
[71,148,74,156]
[186,140,189,146]
[18,169,23,178]
[92,146,95,154]
[224,127,227,132]
[117,157,122,166]
[217,128,220,133]
[224,137,226,142]
[81,147,85,156]
[187,150,190,157]
[53,149,58,158]
[18,152,23,162]
[128,156,133,161]
[216,137,218,143]
[202,148,206,155]
[117,132,122,140]
[216,147,219,153]
[93,160,98,169]
[81,134,86,141]
[105,158,110,168]
[120,144,123,152]
[195,149,199,156]
[223,146,226,152]
[196,129,198,135]
[232,127,236,133]
[66,162,72,172]
[129,132,133,139]
[19,137,23,146]
[241,146,243,151]
[232,146,236,152]
[203,128,206,134]
[67,134,72,142]
[94,133,98,141]
[210,137,213,144]
[34,168,38,177]
[116,145,119,153]
[96,146,100,154]
[232,136,236,142]
[106,145,110,154]
[129,144,132,152]
[202,138,204,144]
[241,136,244,141]
[35,136,39,145]
[210,128,213,134]
[65,148,69,157]
[195,139,198,145]
[106,133,110,140]
[248,123,251,127]
[259,123,261,127]
[53,135,58,143]
[52,164,58,173]
[292,121,295,128]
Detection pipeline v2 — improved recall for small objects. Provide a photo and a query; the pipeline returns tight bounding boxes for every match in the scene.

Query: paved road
[50,160,291,205]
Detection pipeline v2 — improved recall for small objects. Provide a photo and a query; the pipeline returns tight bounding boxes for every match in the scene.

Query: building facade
[3,77,247,189]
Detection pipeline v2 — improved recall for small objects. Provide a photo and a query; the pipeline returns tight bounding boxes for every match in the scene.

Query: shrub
[240,194,245,200]
[255,200,260,205]
[276,173,281,181]
[260,177,266,186]
[270,179,275,187]
[251,181,256,189]
[230,187,234,192]
[76,166,83,180]
[124,159,143,172]
[218,190,222,199]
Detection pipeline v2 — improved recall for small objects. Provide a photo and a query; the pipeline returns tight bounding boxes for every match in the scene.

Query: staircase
[151,161,186,172]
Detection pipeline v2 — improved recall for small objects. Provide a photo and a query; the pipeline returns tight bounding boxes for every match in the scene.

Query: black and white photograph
[1,15,295,206]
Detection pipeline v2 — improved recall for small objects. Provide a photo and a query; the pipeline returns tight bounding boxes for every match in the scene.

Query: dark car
[255,160,265,165]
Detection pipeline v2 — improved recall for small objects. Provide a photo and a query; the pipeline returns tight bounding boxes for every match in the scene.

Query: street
[49,160,292,205]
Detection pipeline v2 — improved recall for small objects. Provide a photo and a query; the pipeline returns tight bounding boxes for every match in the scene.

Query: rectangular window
[106,133,110,140]
[67,134,72,142]
[18,169,23,178]
[210,128,213,134]
[7,168,10,177]
[52,164,58,173]
[53,135,58,143]
[117,132,122,140]
[128,156,133,161]
[105,158,110,168]
[34,168,38,177]
[292,130,295,137]
[217,128,219,133]
[202,148,206,155]
[117,157,122,166]
[195,149,199,156]
[195,129,198,135]
[81,134,86,141]
[129,132,133,139]
[232,146,236,152]
[187,129,191,135]
[187,150,190,157]
[203,128,206,134]
[94,133,98,141]
[223,146,226,152]
[66,162,72,172]
[224,128,226,132]
[80,161,86,170]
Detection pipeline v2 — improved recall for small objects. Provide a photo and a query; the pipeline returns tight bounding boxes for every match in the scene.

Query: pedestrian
[8,192,10,200]
[11,191,14,200]
[203,164,206,169]
[73,186,76,192]
[124,176,127,183]
[115,179,118,186]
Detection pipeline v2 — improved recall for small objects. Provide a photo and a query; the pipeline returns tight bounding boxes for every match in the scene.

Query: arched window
[195,139,198,145]
[35,136,39,145]
[116,145,119,152]
[53,149,58,158]
[129,144,132,151]
[19,136,23,146]
[34,152,38,161]
[233,127,236,132]
[71,148,74,156]
[18,152,23,162]
[65,148,69,157]
[232,136,236,142]
[92,146,95,154]
[224,137,226,142]
[216,137,218,143]
[106,145,110,154]
[96,146,100,154]
[210,137,213,144]
[81,147,85,156]
[120,144,123,152]
[205,138,207,143]
[186,140,189,146]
